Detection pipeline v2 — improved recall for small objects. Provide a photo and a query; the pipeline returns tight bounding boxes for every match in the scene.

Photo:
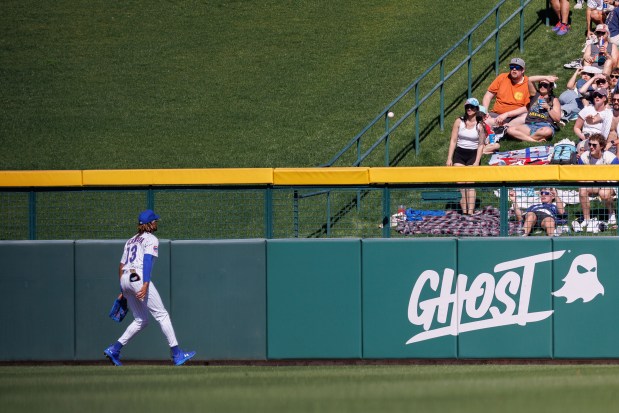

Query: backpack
[549,141,578,164]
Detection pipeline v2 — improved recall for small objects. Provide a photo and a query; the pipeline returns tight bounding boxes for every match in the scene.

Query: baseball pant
[118,271,178,347]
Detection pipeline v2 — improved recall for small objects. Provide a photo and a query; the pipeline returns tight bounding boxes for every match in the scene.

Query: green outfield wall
[0,238,616,361]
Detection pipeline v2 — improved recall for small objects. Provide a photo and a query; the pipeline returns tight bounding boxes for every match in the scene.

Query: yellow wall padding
[369,165,561,183]
[82,168,274,186]
[273,168,370,185]
[3,166,619,187]
[559,165,619,181]
[0,170,83,187]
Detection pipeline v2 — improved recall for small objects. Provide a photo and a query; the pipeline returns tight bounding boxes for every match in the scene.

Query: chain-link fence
[1,183,618,240]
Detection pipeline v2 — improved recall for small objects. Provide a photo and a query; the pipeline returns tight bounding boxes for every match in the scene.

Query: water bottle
[488,133,496,144]
[599,37,607,65]
[538,98,545,112]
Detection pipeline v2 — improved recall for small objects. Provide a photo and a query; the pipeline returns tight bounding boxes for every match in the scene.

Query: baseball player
[104,209,196,366]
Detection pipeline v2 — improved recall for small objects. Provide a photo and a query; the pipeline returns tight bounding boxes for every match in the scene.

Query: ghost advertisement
[361,238,619,359]
[407,251,604,345]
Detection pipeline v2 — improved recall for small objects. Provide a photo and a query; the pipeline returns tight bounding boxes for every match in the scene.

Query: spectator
[517,188,566,236]
[579,72,611,100]
[573,87,612,149]
[609,67,619,92]
[583,24,618,74]
[446,98,486,215]
[609,3,619,46]
[480,105,500,154]
[551,0,572,35]
[578,133,618,228]
[482,58,530,128]
[507,77,561,142]
[606,91,619,152]
[587,0,607,38]
[560,66,600,124]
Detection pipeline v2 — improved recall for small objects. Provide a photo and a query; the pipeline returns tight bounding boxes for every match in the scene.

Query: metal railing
[323,0,535,168]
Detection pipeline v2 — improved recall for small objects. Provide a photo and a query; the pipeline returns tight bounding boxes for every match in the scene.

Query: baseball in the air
[387,111,394,118]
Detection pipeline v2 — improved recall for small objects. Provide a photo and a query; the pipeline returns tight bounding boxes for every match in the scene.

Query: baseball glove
[109,295,128,322]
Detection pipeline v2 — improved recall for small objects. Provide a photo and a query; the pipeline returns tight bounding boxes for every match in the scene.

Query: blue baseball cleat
[172,350,196,366]
[104,346,122,366]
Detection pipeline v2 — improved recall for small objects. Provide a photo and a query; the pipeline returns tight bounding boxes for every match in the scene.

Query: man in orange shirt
[482,57,530,128]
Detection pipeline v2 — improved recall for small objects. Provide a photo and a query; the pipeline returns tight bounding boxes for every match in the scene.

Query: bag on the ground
[549,140,578,164]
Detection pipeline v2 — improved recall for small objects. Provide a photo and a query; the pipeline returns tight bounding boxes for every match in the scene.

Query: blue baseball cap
[465,98,480,107]
[138,209,160,224]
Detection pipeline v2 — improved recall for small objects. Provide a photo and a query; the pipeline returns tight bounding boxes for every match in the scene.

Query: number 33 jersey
[120,232,159,273]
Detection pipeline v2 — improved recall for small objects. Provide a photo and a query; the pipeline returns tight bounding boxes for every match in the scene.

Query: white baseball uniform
[117,232,178,347]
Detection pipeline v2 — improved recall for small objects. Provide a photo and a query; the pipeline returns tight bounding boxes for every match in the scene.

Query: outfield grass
[1,0,546,170]
[1,365,619,413]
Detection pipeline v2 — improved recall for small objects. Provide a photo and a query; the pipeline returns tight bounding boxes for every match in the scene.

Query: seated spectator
[506,78,561,142]
[551,0,571,35]
[578,133,618,227]
[573,87,612,149]
[480,105,500,154]
[559,66,600,124]
[609,67,619,93]
[587,0,608,38]
[482,58,530,128]
[583,24,618,74]
[606,90,619,152]
[446,98,486,215]
[578,72,610,101]
[610,3,619,46]
[517,188,566,236]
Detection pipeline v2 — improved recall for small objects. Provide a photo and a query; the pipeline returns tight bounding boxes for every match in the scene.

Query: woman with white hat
[446,98,486,215]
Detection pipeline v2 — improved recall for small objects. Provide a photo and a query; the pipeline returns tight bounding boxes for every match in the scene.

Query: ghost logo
[552,254,604,303]
[406,251,605,345]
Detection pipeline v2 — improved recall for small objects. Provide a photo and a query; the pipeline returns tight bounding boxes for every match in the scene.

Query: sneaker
[572,220,582,233]
[568,112,579,121]
[608,214,617,225]
[552,22,562,32]
[172,350,196,366]
[584,218,600,233]
[563,58,582,69]
[557,24,570,36]
[575,0,583,9]
[104,346,122,366]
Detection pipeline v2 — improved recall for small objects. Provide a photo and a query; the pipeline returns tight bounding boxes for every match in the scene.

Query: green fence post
[382,186,391,238]
[385,112,390,166]
[147,188,154,210]
[326,191,331,237]
[293,190,299,238]
[495,7,500,76]
[500,185,508,236]
[265,186,273,239]
[415,84,420,155]
[520,0,525,52]
[440,59,445,131]
[28,191,36,240]
[467,34,472,99]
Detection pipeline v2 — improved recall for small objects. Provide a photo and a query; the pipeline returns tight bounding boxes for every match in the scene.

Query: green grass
[0,0,551,170]
[2,365,619,413]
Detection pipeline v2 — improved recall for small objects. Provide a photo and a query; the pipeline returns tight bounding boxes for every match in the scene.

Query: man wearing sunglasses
[482,58,530,128]
[518,188,565,237]
[577,133,619,229]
